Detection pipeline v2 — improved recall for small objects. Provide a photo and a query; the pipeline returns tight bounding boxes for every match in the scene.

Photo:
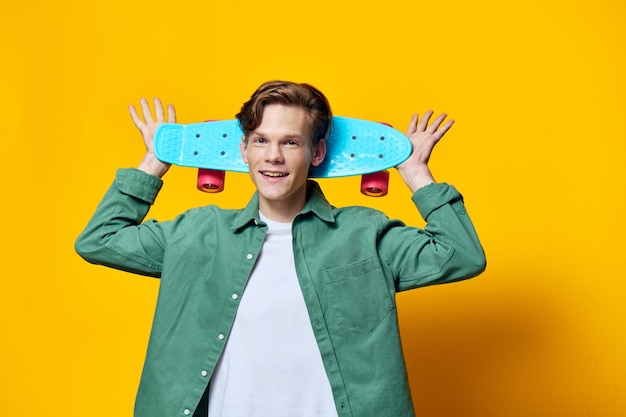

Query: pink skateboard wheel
[196,121,226,193]
[360,171,389,197]
[197,169,225,193]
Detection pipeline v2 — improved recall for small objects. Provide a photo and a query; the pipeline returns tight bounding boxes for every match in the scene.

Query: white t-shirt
[208,215,338,417]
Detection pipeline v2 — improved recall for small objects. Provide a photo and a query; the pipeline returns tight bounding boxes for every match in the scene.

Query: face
[240,104,326,222]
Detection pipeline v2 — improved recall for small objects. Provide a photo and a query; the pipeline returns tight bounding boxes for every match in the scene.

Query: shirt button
[183,409,191,415]
[201,370,208,377]
[246,254,253,260]
[218,334,225,340]
[232,293,239,300]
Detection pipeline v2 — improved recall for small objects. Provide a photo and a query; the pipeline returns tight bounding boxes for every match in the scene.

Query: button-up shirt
[75,168,486,417]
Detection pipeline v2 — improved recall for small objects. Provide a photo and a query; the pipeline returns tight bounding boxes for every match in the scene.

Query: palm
[129,97,177,178]
[129,97,176,153]
[396,110,454,192]
[404,110,454,167]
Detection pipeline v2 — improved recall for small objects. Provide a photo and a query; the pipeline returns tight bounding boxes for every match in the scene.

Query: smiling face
[240,104,326,222]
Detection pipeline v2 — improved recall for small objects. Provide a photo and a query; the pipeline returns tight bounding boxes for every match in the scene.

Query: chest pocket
[322,257,394,331]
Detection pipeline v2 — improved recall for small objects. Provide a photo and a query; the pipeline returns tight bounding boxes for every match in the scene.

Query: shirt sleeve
[380,182,486,292]
[74,168,168,277]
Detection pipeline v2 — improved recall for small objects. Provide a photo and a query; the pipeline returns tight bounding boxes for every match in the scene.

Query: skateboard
[154,117,412,196]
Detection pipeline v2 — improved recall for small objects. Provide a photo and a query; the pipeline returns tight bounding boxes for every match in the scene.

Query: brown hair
[236,80,332,147]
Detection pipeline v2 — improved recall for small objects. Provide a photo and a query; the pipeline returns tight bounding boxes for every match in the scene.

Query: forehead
[253,104,312,138]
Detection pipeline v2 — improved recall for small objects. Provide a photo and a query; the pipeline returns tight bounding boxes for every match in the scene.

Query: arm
[74,168,167,277]
[385,111,485,290]
[75,98,177,276]
[382,182,486,292]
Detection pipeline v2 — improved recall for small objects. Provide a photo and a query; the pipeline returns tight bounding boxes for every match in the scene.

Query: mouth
[261,171,288,178]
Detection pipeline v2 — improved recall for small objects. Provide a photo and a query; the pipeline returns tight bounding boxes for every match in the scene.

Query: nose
[265,143,284,164]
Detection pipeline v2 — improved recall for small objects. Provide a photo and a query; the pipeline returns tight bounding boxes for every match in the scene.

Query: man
[75,80,486,417]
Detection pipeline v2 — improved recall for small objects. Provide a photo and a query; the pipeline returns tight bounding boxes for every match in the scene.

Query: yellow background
[2,0,625,415]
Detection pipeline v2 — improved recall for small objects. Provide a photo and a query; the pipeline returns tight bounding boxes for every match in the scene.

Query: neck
[258,202,302,223]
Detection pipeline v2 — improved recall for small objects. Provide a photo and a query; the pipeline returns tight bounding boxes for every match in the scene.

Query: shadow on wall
[397,276,572,417]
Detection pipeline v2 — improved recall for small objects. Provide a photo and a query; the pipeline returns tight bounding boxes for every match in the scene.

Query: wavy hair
[236,80,332,147]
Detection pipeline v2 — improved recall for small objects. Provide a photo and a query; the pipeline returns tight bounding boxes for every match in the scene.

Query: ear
[240,135,248,164]
[310,138,327,167]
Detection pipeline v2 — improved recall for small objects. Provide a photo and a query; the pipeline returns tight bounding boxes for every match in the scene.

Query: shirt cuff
[114,168,163,204]
[411,182,463,220]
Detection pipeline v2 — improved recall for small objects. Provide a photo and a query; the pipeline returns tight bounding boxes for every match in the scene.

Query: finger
[434,119,455,139]
[417,110,434,132]
[425,112,448,133]
[406,113,419,135]
[140,97,154,124]
[129,103,144,128]
[153,98,165,122]
[167,104,177,123]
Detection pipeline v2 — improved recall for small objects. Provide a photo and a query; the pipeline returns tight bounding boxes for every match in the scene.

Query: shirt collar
[231,181,335,231]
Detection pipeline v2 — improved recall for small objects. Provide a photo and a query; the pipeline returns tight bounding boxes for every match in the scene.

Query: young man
[75,81,486,417]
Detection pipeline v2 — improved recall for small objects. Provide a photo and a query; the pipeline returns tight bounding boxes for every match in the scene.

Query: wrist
[138,152,170,178]
[397,164,435,193]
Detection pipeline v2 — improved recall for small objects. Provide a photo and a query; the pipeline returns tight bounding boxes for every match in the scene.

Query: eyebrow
[251,130,306,140]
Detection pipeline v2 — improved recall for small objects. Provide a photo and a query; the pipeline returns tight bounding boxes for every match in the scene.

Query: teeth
[263,172,286,177]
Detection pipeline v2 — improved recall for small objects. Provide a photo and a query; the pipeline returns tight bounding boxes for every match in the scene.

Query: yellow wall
[2,0,624,415]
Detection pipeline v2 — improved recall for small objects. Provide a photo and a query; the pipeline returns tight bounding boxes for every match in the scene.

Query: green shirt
[75,168,486,417]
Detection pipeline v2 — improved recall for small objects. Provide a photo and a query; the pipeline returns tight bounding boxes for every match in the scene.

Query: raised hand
[129,98,176,178]
[397,110,454,192]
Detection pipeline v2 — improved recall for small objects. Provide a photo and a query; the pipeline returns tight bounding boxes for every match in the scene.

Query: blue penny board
[154,116,411,178]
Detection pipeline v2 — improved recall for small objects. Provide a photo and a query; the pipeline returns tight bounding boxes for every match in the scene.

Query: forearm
[387,183,486,291]
[75,168,165,277]
[415,183,486,282]
[138,152,170,178]
[396,163,436,193]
